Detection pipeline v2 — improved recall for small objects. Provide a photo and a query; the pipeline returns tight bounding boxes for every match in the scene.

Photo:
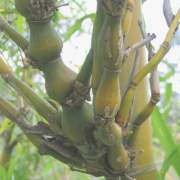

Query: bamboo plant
[0,0,179,179]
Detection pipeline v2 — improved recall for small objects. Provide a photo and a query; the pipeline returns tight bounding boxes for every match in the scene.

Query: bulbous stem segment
[27,21,63,67]
[93,1,130,173]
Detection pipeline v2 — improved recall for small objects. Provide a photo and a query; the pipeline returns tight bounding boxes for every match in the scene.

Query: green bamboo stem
[0,97,32,131]
[133,66,160,127]
[0,97,84,169]
[133,9,180,84]
[0,125,15,167]
[118,9,180,127]
[0,0,176,179]
[105,176,120,180]
[0,16,28,51]
[76,49,93,86]
[62,50,93,107]
[118,0,158,179]
[127,66,160,144]
[92,0,106,93]
[93,1,130,174]
[122,0,135,39]
[4,74,58,118]
[0,56,62,130]
[27,21,62,66]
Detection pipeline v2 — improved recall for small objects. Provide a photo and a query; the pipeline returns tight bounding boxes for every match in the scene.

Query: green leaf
[160,145,180,178]
[162,83,173,107]
[161,83,173,120]
[7,158,17,180]
[0,165,7,180]
[64,13,95,41]
[152,107,180,176]
[0,118,12,135]
[160,61,176,82]
[15,16,24,33]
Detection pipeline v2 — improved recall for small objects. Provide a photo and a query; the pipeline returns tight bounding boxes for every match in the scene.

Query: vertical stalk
[119,0,157,179]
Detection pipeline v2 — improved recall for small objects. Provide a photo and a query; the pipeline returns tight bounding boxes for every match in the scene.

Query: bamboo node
[28,0,57,22]
[102,0,127,17]
[161,41,170,51]
[95,115,113,126]
[63,81,90,108]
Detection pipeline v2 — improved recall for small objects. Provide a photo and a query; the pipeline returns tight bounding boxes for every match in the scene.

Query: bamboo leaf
[7,158,17,180]
[0,166,6,180]
[0,118,12,134]
[160,61,176,82]
[64,13,95,41]
[162,83,173,107]
[161,83,173,120]
[160,145,180,178]
[152,107,180,176]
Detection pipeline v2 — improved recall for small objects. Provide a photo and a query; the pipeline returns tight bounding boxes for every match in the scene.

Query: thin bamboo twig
[117,50,141,126]
[76,49,93,86]
[138,20,155,59]
[55,2,69,9]
[117,9,180,127]
[163,0,174,26]
[127,66,160,144]
[124,33,156,57]
[63,49,93,107]
[0,97,33,131]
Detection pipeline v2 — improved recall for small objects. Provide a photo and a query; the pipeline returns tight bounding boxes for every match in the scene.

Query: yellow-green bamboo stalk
[0,16,28,51]
[0,56,62,131]
[118,0,158,179]
[118,8,180,128]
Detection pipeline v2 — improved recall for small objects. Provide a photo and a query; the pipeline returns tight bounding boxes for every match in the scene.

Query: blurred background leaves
[0,0,180,179]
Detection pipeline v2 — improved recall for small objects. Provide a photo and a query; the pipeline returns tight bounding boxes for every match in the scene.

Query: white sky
[62,0,180,92]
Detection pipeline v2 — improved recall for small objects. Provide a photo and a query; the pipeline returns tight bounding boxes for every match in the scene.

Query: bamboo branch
[124,33,156,57]
[117,9,180,127]
[63,49,93,107]
[0,97,34,131]
[76,49,93,86]
[0,97,85,169]
[133,9,180,85]
[0,16,29,51]
[0,56,62,132]
[138,20,155,59]
[0,125,15,167]
[91,0,106,93]
[127,66,160,144]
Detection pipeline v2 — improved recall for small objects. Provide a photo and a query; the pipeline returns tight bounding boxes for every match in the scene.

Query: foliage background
[0,0,180,179]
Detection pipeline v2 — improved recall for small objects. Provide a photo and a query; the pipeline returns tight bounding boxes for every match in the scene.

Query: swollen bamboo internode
[0,0,179,179]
